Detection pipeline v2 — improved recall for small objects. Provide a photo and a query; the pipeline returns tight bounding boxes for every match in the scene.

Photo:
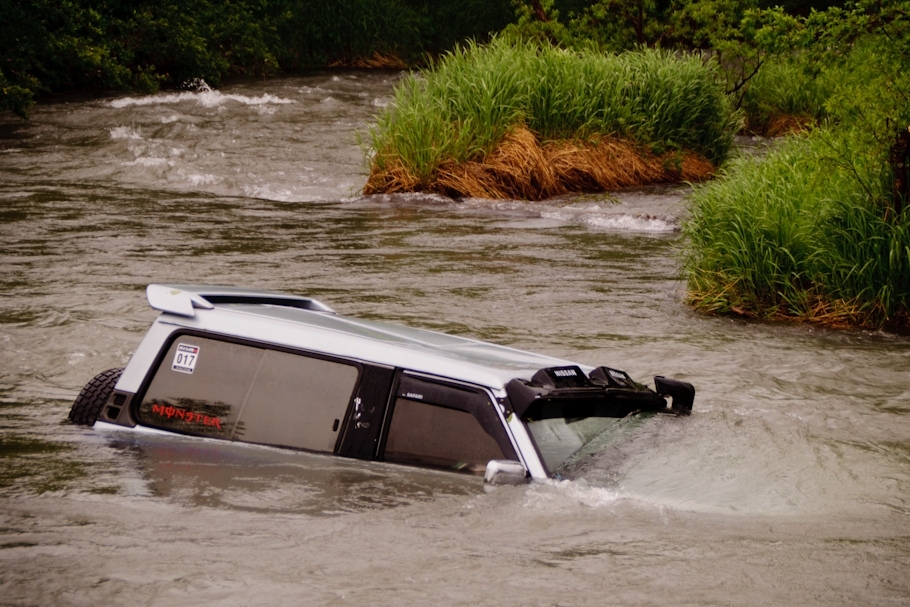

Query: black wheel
[68,368,124,426]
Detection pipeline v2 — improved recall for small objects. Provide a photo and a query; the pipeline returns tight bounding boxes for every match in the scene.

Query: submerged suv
[70,284,694,483]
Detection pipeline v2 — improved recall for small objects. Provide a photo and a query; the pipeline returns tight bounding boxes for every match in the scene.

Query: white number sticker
[172,343,200,374]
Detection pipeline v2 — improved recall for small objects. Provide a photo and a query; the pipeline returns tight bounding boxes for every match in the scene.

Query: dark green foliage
[0,0,513,116]
[0,70,35,118]
[740,56,834,134]
[412,0,515,52]
[276,0,422,67]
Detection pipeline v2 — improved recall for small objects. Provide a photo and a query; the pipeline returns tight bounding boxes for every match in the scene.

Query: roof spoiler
[146,284,335,318]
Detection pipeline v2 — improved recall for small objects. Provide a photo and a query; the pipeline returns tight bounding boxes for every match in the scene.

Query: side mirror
[484,460,529,485]
[654,376,695,412]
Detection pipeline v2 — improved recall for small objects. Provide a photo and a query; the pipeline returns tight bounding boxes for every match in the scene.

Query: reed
[364,38,738,198]
[684,130,910,329]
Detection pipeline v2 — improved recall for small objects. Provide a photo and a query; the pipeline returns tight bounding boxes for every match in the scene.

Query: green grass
[366,37,739,184]
[684,129,910,328]
[741,57,835,134]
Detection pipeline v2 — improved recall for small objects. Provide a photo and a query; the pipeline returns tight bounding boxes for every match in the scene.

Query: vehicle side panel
[116,321,180,393]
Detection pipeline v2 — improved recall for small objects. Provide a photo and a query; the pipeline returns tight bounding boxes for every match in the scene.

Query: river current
[1,72,908,606]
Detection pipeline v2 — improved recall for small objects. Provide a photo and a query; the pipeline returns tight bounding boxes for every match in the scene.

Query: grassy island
[364,39,738,200]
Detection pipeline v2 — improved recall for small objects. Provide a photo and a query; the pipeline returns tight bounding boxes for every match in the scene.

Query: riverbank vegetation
[740,57,834,136]
[684,1,910,330]
[364,39,737,199]
[362,0,852,199]
[4,0,907,330]
[684,131,910,330]
[0,0,513,117]
[501,0,842,136]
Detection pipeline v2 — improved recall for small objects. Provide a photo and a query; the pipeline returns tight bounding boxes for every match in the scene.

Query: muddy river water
[1,72,909,606]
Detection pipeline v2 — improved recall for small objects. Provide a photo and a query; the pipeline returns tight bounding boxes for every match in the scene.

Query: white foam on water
[581,212,679,233]
[242,184,299,202]
[541,209,678,233]
[520,477,736,516]
[121,157,170,167]
[184,173,222,186]
[458,198,541,213]
[522,478,625,511]
[109,126,142,140]
[110,90,295,109]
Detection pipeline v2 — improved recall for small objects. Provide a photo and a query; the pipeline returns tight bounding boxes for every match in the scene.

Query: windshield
[526,416,617,473]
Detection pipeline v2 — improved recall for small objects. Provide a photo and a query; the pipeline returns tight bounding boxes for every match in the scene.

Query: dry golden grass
[745,113,815,138]
[364,126,716,200]
[686,286,910,332]
[330,52,408,69]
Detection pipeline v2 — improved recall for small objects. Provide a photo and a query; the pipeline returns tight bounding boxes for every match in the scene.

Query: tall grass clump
[741,57,836,136]
[364,37,738,199]
[684,130,910,329]
[683,2,910,331]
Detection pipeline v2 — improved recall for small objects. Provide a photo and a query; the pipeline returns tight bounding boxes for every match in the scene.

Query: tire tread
[68,368,124,426]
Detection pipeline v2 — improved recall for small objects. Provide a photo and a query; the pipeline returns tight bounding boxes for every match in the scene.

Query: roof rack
[146,284,335,318]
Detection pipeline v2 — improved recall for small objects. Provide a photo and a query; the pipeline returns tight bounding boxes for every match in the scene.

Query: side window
[382,376,514,474]
[138,337,261,438]
[234,349,359,452]
[137,335,360,452]
[384,399,506,473]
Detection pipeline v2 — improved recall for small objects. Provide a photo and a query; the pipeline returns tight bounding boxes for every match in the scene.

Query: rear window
[137,336,359,452]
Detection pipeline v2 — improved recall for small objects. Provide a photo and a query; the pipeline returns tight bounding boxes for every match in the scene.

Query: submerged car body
[71,284,694,482]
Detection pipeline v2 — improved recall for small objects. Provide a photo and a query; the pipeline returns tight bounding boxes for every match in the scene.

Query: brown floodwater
[1,72,909,606]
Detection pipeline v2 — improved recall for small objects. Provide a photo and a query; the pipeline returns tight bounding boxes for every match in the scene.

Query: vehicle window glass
[234,349,359,452]
[526,417,616,473]
[138,337,262,438]
[384,398,505,473]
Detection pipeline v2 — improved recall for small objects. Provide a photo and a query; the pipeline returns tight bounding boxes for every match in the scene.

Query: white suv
[70,284,694,483]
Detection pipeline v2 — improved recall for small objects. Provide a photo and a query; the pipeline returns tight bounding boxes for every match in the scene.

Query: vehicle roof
[147,284,580,390]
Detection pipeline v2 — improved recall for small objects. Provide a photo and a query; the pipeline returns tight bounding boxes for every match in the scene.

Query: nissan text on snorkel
[69,284,695,484]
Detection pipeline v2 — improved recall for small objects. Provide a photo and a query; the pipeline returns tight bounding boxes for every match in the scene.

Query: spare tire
[68,368,124,426]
